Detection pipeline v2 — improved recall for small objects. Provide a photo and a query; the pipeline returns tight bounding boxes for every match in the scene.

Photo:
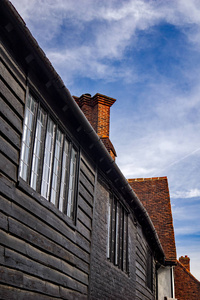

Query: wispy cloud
[172,189,200,199]
[10,0,200,280]
[11,0,200,83]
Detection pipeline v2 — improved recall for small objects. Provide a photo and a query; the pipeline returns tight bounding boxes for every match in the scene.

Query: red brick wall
[128,177,177,263]
[95,103,110,137]
[175,260,200,300]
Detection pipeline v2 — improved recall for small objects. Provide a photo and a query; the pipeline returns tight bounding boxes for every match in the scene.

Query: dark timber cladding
[0,4,95,300]
[0,1,165,299]
[0,51,95,299]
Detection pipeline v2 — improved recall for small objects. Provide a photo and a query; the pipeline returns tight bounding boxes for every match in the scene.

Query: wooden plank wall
[0,44,95,299]
[135,225,155,300]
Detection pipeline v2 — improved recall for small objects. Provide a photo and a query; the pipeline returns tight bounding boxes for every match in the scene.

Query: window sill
[17,178,77,231]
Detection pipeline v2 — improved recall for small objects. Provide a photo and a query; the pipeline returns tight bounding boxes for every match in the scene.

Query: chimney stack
[74,93,117,160]
[179,255,190,271]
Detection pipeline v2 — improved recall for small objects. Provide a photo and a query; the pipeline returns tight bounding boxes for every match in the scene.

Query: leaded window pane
[30,108,46,190]
[59,139,69,212]
[107,196,128,273]
[107,196,112,258]
[41,118,55,200]
[20,94,36,181]
[115,202,120,265]
[50,129,63,205]
[67,147,77,218]
[19,93,79,220]
[123,212,128,272]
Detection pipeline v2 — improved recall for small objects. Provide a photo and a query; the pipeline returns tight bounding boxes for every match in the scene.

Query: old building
[175,256,200,300]
[0,1,166,299]
[128,177,177,300]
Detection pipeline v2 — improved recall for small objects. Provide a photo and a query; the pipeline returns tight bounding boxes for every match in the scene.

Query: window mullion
[20,92,80,221]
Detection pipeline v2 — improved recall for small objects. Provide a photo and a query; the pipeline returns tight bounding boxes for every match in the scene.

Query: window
[146,249,153,291]
[107,194,128,272]
[19,93,78,219]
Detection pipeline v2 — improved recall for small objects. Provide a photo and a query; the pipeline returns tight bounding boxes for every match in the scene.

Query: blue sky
[11,0,200,280]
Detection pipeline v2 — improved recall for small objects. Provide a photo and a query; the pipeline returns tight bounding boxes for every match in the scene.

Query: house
[128,177,177,300]
[175,256,200,300]
[128,177,200,300]
[0,1,167,299]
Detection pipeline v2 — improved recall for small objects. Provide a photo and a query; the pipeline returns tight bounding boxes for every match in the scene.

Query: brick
[175,260,200,300]
[128,177,177,263]
[73,93,117,160]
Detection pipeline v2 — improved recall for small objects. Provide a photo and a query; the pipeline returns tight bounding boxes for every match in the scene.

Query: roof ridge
[128,176,167,182]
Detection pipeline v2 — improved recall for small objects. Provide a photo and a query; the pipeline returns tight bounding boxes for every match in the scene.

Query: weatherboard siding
[0,43,95,299]
[89,174,138,300]
[135,225,155,300]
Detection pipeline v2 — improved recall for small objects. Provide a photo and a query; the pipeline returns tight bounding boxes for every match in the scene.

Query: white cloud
[9,0,200,283]
[10,0,200,82]
[172,189,200,199]
[173,207,200,228]
[10,0,200,195]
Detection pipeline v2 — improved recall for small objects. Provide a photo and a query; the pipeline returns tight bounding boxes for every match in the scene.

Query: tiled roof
[128,177,176,263]
[175,260,200,300]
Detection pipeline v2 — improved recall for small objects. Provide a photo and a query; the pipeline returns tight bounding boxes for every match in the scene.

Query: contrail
[156,146,200,174]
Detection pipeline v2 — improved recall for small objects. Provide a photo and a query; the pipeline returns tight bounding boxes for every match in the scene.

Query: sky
[10,0,200,281]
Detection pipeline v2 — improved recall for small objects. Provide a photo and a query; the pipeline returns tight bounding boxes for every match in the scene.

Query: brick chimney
[179,255,190,271]
[73,93,117,160]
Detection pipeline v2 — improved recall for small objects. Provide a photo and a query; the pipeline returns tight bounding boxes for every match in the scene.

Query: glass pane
[50,129,63,205]
[41,118,55,200]
[111,199,116,263]
[67,190,72,217]
[107,196,112,258]
[30,108,46,190]
[119,206,123,269]
[123,212,128,272]
[19,94,36,181]
[115,202,119,265]
[66,147,77,218]
[59,139,69,212]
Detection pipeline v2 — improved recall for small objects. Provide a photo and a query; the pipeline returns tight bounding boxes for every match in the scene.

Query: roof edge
[2,0,165,264]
